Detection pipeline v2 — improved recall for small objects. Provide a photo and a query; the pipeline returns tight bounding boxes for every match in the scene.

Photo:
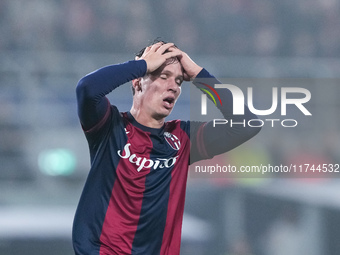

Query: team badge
[164,132,181,151]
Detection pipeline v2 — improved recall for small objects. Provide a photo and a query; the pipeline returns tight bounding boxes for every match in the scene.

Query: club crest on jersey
[164,132,181,151]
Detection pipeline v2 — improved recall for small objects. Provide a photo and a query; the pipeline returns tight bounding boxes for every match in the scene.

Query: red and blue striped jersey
[73,60,260,255]
[73,106,207,255]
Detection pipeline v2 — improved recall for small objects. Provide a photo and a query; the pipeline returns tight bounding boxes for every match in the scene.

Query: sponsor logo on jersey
[117,143,179,172]
[163,132,181,151]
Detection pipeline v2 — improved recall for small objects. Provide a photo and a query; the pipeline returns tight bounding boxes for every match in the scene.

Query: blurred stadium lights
[38,148,76,176]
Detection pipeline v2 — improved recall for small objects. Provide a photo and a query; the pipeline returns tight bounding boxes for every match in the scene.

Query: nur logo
[197,81,312,128]
[197,82,223,115]
[199,83,311,117]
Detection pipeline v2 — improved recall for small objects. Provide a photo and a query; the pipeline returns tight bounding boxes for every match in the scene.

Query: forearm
[192,69,261,157]
[76,60,147,130]
[193,68,247,118]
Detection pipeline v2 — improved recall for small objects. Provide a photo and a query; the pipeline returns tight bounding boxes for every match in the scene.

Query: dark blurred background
[1,0,340,254]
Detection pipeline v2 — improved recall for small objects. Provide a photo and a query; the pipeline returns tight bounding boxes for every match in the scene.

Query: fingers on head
[158,42,175,53]
[163,51,182,60]
[149,42,173,53]
[148,42,163,52]
[141,45,153,57]
[142,42,179,60]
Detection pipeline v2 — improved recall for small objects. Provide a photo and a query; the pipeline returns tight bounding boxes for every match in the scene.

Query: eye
[160,74,167,80]
[176,79,183,86]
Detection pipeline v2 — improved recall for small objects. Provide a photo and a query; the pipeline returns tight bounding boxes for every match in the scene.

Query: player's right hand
[137,42,182,74]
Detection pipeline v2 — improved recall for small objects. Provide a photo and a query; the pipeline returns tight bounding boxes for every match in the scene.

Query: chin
[154,110,172,120]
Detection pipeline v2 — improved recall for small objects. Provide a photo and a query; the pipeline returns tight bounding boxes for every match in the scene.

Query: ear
[132,78,142,92]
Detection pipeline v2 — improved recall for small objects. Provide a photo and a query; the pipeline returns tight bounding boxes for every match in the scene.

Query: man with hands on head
[130,42,200,128]
[73,40,260,255]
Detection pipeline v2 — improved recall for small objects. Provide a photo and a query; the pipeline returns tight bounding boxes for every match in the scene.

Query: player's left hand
[168,47,203,81]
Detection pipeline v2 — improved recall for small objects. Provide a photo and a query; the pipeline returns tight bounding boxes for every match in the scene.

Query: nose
[167,79,180,94]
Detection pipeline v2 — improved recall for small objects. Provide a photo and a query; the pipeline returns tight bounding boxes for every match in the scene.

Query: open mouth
[163,97,175,109]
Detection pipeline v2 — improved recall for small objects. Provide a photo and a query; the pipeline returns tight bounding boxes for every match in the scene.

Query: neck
[130,105,165,129]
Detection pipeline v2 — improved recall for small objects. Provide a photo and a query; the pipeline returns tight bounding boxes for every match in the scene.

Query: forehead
[155,58,183,76]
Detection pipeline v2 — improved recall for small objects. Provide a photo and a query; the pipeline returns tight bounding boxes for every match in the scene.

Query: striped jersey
[73,59,260,255]
[73,106,206,255]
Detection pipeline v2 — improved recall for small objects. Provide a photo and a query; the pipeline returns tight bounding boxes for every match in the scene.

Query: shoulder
[84,105,125,141]
[164,119,205,139]
[164,119,185,132]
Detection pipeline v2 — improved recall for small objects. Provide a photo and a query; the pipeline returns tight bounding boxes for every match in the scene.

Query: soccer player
[72,41,260,255]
